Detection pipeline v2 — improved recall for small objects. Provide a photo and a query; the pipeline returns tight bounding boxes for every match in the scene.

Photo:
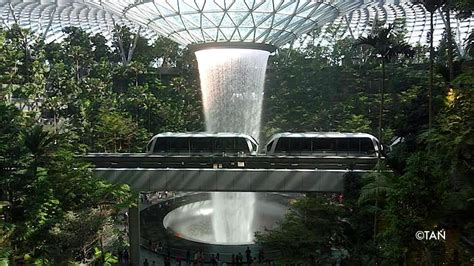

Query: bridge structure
[83,153,377,265]
[83,153,378,193]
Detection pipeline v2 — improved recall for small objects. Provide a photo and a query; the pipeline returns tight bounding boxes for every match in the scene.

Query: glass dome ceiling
[84,0,368,47]
[0,0,155,43]
[0,0,472,49]
[313,1,473,50]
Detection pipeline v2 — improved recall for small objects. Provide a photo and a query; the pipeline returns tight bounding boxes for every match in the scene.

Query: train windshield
[266,140,274,152]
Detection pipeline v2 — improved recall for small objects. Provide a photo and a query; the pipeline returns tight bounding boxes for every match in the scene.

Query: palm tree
[22,125,56,177]
[444,0,454,82]
[416,0,445,128]
[355,25,414,146]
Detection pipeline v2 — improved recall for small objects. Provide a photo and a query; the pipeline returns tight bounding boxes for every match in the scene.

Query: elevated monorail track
[82,153,379,192]
[81,153,378,170]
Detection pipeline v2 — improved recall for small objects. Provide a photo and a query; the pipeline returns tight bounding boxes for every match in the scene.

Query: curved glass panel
[0,1,472,48]
[85,0,368,46]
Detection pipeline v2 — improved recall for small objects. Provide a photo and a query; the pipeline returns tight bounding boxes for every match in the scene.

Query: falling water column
[195,48,270,141]
[195,44,273,244]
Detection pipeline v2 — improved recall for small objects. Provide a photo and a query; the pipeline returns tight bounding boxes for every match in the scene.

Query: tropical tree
[443,0,455,82]
[416,0,445,128]
[255,195,350,265]
[355,24,414,145]
[1,119,133,264]
[153,36,181,67]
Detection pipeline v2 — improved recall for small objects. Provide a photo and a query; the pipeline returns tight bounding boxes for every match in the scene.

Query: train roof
[150,132,258,143]
[267,132,379,143]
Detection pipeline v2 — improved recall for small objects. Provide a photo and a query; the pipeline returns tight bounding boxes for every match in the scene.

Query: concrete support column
[129,200,140,266]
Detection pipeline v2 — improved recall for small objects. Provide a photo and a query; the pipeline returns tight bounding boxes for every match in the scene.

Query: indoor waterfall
[195,48,270,244]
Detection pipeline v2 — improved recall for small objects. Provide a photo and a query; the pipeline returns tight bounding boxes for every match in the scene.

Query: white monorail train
[265,132,382,157]
[146,132,258,156]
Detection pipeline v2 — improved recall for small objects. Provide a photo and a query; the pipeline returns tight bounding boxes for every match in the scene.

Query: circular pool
[161,194,289,245]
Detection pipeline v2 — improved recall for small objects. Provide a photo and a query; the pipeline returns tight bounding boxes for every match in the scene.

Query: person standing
[194,251,199,265]
[245,247,251,264]
[237,252,243,266]
[123,250,129,264]
[210,254,217,266]
[199,250,205,266]
[143,258,149,266]
[164,255,171,266]
[186,249,191,266]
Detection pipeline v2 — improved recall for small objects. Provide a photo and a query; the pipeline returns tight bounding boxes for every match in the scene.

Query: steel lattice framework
[314,1,473,52]
[0,0,473,49]
[84,0,366,47]
[0,0,155,43]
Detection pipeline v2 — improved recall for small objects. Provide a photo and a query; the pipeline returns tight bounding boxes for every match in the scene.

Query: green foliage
[94,109,147,152]
[259,19,473,264]
[1,18,473,264]
[1,112,133,263]
[377,84,474,264]
[0,23,204,264]
[94,247,118,265]
[354,24,414,62]
[358,165,395,205]
[337,114,372,133]
[255,195,350,264]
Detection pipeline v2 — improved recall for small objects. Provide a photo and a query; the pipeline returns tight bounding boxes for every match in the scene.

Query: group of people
[187,247,266,265]
[148,240,164,254]
[140,191,175,204]
[145,240,269,265]
[227,247,265,265]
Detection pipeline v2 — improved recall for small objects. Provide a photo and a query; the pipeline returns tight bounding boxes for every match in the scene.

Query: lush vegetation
[1,2,473,264]
[256,6,474,266]
[0,25,203,264]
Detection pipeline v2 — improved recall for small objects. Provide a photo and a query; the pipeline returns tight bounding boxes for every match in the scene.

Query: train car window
[312,138,336,154]
[169,137,189,153]
[215,138,235,153]
[336,138,360,154]
[336,138,350,154]
[225,138,235,152]
[251,141,258,153]
[300,138,312,153]
[235,138,249,153]
[275,137,290,153]
[214,138,224,152]
[360,138,376,155]
[266,140,274,152]
[153,137,169,153]
[288,138,298,154]
[349,138,362,153]
[190,137,212,153]
[289,138,311,155]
